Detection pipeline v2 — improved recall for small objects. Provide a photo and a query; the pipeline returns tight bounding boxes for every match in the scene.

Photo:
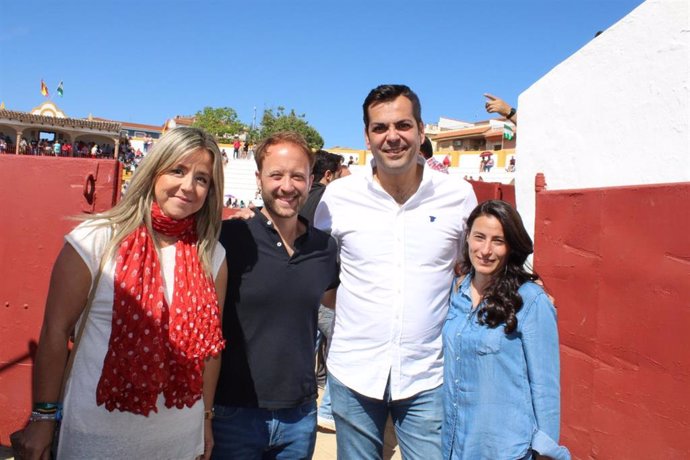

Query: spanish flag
[41,80,49,97]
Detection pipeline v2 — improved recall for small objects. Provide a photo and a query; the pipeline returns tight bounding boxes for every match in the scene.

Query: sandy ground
[313,387,402,460]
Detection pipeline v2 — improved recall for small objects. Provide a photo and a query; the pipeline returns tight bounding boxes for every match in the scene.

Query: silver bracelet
[30,411,58,422]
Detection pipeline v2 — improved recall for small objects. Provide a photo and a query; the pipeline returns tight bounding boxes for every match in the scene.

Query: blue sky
[1,0,645,149]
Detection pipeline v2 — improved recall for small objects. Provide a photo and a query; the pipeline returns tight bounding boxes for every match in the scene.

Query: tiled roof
[432,126,491,140]
[92,117,161,132]
[0,110,121,132]
[172,116,195,127]
[484,129,506,138]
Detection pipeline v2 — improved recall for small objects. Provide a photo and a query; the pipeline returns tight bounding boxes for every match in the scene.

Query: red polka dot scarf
[96,202,225,415]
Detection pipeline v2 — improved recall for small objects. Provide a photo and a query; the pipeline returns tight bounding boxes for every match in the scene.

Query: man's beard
[261,190,305,219]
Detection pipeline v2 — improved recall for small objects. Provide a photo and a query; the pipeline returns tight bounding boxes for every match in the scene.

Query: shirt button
[276,242,282,247]
[267,221,272,226]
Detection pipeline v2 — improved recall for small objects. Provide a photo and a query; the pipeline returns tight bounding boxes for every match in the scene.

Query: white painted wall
[515,0,689,237]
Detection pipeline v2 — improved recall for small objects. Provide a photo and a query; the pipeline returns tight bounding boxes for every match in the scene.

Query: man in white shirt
[314,84,477,459]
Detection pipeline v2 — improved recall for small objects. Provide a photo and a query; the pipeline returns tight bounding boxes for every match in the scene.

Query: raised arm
[484,93,517,124]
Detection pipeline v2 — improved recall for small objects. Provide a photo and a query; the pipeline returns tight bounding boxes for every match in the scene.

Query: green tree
[258,107,324,150]
[192,107,246,140]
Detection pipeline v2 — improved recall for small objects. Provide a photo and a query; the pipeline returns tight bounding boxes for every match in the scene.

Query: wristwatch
[507,107,516,120]
[204,408,215,420]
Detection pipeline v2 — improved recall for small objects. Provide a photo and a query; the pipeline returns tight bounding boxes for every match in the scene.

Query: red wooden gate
[0,156,121,444]
[534,179,690,458]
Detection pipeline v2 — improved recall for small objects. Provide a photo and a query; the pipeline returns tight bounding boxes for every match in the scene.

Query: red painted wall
[222,207,241,219]
[534,181,690,459]
[467,179,516,207]
[0,156,121,445]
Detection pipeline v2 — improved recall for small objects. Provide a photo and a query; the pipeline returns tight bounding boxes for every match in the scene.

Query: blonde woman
[20,127,227,460]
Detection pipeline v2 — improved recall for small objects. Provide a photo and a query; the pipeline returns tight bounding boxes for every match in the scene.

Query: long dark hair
[460,200,539,333]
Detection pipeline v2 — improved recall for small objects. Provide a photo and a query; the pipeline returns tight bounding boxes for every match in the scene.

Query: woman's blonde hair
[92,126,224,274]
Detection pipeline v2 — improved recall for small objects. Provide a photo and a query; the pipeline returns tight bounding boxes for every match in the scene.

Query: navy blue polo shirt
[215,212,339,409]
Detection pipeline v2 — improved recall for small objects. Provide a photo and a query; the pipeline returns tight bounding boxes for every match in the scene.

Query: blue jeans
[211,401,317,460]
[329,373,443,460]
[317,380,333,420]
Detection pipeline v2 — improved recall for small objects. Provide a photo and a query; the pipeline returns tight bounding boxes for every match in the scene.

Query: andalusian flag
[503,123,514,140]
[41,80,49,97]
[57,81,64,97]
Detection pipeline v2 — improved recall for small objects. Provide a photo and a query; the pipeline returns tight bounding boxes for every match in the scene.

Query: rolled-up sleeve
[521,289,571,460]
[314,189,333,234]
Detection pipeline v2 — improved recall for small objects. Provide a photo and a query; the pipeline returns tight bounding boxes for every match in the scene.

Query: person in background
[19,127,227,460]
[420,136,448,174]
[299,150,345,222]
[233,138,241,159]
[298,149,347,433]
[484,93,518,124]
[443,200,570,460]
[242,141,249,159]
[507,156,516,172]
[442,154,451,168]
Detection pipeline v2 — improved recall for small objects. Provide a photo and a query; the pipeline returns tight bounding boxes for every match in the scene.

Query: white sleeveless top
[57,220,225,460]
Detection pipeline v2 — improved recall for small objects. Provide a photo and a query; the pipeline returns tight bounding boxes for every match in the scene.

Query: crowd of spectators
[0,132,118,159]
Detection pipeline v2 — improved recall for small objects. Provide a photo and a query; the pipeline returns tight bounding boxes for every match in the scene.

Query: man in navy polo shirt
[212,132,339,459]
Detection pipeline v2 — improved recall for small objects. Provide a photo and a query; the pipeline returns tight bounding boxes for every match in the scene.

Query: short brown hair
[254,131,315,171]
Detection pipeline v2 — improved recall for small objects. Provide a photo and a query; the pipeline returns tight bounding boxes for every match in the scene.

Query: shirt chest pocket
[473,326,503,355]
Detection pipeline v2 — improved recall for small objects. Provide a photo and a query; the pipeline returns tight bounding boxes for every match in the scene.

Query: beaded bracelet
[30,411,58,422]
[30,403,63,422]
[33,402,62,415]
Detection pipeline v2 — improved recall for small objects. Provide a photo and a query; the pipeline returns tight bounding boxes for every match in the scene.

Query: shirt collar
[458,273,473,299]
[254,208,312,236]
[365,155,434,203]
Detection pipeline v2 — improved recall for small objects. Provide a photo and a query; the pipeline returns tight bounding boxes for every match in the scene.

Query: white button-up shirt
[314,159,477,400]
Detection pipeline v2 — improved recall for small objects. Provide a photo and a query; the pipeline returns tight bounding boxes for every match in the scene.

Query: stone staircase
[222,158,257,205]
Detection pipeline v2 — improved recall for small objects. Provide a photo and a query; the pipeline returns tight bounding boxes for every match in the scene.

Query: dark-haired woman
[442,200,570,460]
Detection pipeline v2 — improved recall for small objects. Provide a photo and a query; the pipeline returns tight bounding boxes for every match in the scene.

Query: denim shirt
[442,275,571,460]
